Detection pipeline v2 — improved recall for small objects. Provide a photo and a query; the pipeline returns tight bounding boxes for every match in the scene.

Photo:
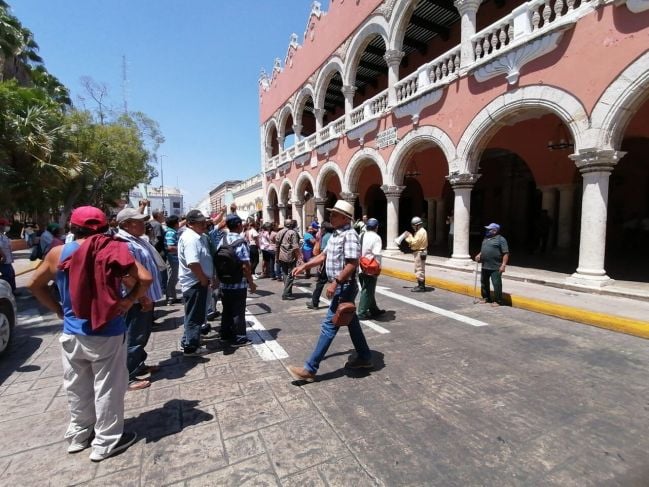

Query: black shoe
[282,295,295,301]
[344,358,373,369]
[357,313,371,320]
[306,301,319,310]
[89,432,137,462]
[371,309,386,317]
[200,324,212,336]
[229,337,252,348]
[206,311,221,321]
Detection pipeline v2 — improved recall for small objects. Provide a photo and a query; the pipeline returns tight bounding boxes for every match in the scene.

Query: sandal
[128,379,151,391]
[135,364,161,377]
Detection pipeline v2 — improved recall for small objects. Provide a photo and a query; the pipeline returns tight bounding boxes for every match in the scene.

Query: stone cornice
[393,88,444,125]
[346,118,379,146]
[569,149,626,174]
[315,138,339,157]
[314,197,327,205]
[340,191,359,202]
[380,185,406,197]
[294,153,310,167]
[447,173,481,188]
[454,0,481,15]
[384,50,405,67]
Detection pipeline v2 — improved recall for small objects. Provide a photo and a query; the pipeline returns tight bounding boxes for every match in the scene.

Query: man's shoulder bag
[332,302,356,327]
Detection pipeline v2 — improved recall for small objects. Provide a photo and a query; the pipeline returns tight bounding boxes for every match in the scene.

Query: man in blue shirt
[217,214,257,347]
[164,215,180,306]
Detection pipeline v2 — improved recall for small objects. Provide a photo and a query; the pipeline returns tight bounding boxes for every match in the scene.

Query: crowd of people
[11,195,510,462]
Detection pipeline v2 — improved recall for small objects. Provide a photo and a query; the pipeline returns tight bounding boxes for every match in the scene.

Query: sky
[11,0,316,208]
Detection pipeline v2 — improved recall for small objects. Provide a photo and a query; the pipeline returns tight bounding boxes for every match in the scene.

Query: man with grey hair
[275,219,300,300]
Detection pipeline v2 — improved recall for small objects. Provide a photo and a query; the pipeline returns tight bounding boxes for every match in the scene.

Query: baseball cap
[185,209,207,223]
[226,213,242,227]
[310,221,320,230]
[366,218,379,229]
[0,218,9,226]
[484,223,500,231]
[116,208,148,224]
[71,206,108,231]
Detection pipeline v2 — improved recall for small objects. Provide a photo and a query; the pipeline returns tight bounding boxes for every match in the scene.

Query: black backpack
[215,237,246,284]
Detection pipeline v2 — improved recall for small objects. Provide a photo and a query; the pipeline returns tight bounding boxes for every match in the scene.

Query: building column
[342,85,356,129]
[567,149,625,286]
[277,135,285,152]
[447,173,480,264]
[425,197,436,243]
[435,197,446,245]
[381,185,405,251]
[454,0,481,70]
[292,201,304,233]
[292,123,302,141]
[384,49,405,106]
[265,205,276,223]
[278,203,287,227]
[314,108,325,133]
[340,191,359,219]
[314,197,327,223]
[556,184,576,250]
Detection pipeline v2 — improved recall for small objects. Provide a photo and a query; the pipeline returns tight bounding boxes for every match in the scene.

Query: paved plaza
[1,269,648,486]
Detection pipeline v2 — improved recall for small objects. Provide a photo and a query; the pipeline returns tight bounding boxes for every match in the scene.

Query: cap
[366,218,379,229]
[484,223,500,231]
[310,221,320,230]
[185,209,207,223]
[326,200,354,220]
[0,218,10,226]
[226,213,242,227]
[116,207,148,224]
[71,206,108,231]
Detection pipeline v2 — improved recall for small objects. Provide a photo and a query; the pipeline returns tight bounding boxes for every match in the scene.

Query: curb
[381,267,649,340]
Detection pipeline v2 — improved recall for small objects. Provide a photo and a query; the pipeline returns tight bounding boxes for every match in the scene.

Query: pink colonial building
[259,0,649,288]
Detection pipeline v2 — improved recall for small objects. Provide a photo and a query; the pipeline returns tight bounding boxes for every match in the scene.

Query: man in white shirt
[357,218,385,319]
[178,210,213,356]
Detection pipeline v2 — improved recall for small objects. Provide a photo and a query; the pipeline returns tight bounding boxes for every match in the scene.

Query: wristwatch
[334,277,342,285]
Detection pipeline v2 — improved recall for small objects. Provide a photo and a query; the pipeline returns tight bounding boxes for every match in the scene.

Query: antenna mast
[121,55,129,114]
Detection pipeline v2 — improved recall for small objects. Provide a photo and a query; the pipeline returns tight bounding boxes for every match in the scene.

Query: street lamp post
[159,154,166,215]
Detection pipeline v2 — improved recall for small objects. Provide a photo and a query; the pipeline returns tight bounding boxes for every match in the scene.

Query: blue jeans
[220,287,247,340]
[305,281,371,374]
[125,303,154,379]
[181,283,208,351]
[0,263,16,292]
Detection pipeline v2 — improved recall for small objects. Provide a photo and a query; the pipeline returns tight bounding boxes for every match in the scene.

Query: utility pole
[121,55,129,115]
[159,154,166,215]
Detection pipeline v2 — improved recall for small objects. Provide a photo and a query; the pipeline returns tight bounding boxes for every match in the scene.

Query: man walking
[288,200,373,382]
[275,219,300,300]
[475,223,509,306]
[29,206,152,461]
[405,216,429,292]
[115,208,164,390]
[306,221,334,310]
[178,210,213,356]
[357,218,385,319]
[216,214,257,347]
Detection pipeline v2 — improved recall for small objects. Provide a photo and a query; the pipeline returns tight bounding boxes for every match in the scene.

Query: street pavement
[1,268,648,486]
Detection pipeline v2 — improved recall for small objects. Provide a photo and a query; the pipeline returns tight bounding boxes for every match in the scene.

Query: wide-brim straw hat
[327,200,354,219]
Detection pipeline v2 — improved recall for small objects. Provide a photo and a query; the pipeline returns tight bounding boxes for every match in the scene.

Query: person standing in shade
[164,215,180,305]
[275,219,300,300]
[288,200,373,382]
[475,223,509,306]
[0,218,16,293]
[306,221,334,310]
[357,218,385,319]
[178,210,213,356]
[405,216,429,292]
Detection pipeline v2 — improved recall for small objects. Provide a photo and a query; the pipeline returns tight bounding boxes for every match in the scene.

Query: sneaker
[306,301,319,310]
[200,324,212,336]
[183,345,210,357]
[287,365,316,382]
[229,337,252,348]
[89,432,137,462]
[206,311,221,321]
[344,358,374,369]
[68,431,95,454]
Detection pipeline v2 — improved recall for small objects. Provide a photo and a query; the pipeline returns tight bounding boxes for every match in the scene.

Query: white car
[0,280,16,356]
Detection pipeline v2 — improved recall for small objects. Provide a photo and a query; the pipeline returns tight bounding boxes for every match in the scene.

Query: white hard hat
[411,216,423,226]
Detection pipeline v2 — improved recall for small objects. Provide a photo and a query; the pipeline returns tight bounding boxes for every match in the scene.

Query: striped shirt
[324,224,360,282]
[116,229,163,301]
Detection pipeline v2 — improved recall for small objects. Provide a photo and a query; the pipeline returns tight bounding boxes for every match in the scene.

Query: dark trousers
[481,268,503,304]
[249,246,259,275]
[358,274,379,316]
[181,283,208,351]
[220,288,248,340]
[125,303,154,380]
[261,250,276,278]
[279,261,296,297]
[311,266,328,306]
[0,263,16,292]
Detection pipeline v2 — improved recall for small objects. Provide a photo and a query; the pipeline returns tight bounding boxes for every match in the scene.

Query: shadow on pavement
[0,335,43,385]
[372,310,396,322]
[292,350,385,386]
[125,399,214,443]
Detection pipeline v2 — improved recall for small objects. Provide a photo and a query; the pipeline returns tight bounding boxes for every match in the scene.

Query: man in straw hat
[287,200,373,382]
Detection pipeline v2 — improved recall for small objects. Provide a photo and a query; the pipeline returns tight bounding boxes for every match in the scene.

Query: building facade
[209,180,241,215]
[231,174,264,221]
[128,186,184,216]
[259,0,649,287]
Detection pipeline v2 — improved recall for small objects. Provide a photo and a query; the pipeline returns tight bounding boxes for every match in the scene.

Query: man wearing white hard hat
[404,216,429,292]
[287,200,373,382]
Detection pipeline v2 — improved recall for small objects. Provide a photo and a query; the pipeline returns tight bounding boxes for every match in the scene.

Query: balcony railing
[266,0,596,174]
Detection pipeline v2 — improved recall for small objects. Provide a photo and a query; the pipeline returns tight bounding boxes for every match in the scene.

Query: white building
[128,186,184,216]
[232,174,264,221]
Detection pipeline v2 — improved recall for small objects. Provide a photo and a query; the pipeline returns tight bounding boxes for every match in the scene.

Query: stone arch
[277,104,295,140]
[278,179,293,205]
[456,85,590,173]
[293,85,316,121]
[386,125,456,185]
[264,119,279,154]
[314,57,345,110]
[344,147,388,193]
[387,0,419,52]
[266,183,279,204]
[294,171,317,203]
[591,51,649,150]
[343,15,390,86]
[315,161,345,199]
